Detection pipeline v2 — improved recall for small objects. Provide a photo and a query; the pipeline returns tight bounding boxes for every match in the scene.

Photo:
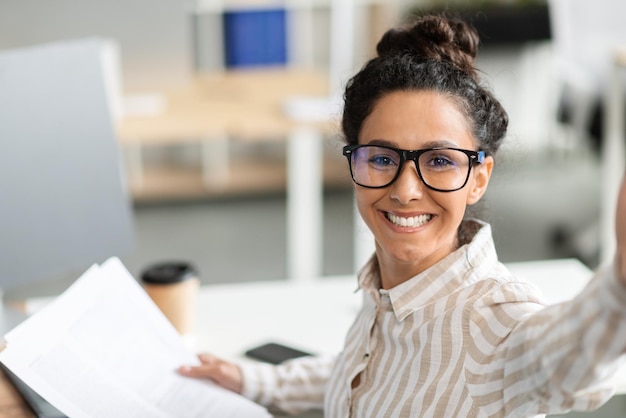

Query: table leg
[201,135,230,189]
[601,54,626,265]
[287,128,323,282]
[353,202,375,272]
[126,142,144,188]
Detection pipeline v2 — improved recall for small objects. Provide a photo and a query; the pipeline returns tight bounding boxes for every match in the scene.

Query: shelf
[126,151,351,203]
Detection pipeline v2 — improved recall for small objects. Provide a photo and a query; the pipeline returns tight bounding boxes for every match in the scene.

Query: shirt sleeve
[468,263,626,416]
[238,354,337,415]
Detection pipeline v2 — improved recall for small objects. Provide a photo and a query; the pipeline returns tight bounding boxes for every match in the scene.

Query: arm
[467,271,626,416]
[510,275,626,413]
[506,174,626,413]
[239,353,336,415]
[179,353,336,415]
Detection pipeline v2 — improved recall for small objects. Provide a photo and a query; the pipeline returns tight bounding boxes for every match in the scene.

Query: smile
[385,212,433,228]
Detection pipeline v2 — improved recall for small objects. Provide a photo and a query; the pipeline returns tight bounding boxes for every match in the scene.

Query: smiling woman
[179,12,626,418]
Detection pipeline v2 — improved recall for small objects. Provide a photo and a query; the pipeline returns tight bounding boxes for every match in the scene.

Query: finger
[198,353,216,365]
[178,353,216,377]
[178,364,214,378]
[178,357,243,394]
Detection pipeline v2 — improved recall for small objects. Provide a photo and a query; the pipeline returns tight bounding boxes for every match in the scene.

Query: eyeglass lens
[350,146,473,190]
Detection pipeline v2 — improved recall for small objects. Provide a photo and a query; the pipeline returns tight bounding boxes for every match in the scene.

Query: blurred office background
[2,0,625,415]
[0,0,613,294]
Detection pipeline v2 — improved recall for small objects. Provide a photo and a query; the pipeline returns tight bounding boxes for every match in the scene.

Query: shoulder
[483,263,546,304]
[464,262,547,325]
[461,221,547,309]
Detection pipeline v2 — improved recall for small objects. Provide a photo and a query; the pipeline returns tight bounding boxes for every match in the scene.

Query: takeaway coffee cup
[141,262,199,336]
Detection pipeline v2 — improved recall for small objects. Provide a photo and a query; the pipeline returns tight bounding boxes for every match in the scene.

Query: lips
[385,212,433,227]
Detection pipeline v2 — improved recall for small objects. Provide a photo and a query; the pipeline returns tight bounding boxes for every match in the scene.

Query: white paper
[0,257,270,418]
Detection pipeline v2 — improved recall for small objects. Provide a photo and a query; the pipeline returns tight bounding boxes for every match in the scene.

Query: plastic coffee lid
[141,262,197,284]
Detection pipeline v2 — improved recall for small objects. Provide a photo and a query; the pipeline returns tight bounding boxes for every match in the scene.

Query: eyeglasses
[342,144,485,192]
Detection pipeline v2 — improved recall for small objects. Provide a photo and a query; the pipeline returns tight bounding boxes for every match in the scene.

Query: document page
[0,257,270,418]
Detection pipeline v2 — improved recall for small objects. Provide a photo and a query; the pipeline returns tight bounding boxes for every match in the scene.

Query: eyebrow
[365,138,461,149]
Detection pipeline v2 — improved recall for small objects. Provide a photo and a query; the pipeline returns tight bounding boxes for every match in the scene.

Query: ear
[466,155,493,205]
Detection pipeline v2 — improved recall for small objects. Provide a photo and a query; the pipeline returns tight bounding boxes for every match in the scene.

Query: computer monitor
[0,38,134,308]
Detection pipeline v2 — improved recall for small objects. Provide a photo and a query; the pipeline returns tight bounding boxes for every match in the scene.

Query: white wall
[0,0,193,91]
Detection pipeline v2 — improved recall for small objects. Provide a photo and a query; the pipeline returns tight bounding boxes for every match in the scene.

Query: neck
[376,243,459,290]
[377,255,429,290]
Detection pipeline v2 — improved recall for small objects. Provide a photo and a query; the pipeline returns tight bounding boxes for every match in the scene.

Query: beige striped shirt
[241,221,626,417]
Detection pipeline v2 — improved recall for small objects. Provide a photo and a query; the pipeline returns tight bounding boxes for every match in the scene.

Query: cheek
[433,193,469,221]
[354,188,385,220]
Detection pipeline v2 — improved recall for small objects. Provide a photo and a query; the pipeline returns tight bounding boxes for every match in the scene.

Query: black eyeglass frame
[342,144,486,192]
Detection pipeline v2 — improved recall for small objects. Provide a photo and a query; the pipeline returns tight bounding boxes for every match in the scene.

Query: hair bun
[376,14,479,79]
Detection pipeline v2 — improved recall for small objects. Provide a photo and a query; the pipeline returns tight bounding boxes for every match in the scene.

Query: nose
[389,160,425,203]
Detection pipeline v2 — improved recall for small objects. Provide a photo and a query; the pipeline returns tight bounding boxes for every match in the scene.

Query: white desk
[193,276,360,363]
[192,258,626,395]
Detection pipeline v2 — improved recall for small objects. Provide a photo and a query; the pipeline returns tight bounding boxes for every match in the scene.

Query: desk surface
[0,369,32,417]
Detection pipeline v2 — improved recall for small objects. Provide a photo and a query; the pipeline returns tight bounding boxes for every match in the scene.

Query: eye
[422,150,461,171]
[369,155,397,167]
[430,156,455,167]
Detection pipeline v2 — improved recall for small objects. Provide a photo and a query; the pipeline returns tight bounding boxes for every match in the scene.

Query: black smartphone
[244,342,313,364]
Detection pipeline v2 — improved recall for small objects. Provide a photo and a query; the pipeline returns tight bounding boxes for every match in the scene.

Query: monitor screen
[0,38,134,292]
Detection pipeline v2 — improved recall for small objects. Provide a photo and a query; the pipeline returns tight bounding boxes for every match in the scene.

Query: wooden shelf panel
[128,157,351,203]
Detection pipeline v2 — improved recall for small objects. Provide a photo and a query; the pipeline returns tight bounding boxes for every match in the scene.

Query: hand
[178,353,243,394]
[616,175,626,285]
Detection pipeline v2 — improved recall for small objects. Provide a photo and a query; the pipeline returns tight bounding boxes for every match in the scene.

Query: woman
[180,14,626,417]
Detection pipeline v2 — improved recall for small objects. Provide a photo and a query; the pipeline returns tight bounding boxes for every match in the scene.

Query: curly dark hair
[341,14,508,157]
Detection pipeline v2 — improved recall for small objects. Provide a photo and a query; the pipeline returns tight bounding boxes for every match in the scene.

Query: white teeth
[386,213,432,227]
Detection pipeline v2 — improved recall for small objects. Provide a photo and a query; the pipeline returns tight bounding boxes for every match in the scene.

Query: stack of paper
[0,257,270,418]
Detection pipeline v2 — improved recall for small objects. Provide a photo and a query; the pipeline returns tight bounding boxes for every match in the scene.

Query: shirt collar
[357,220,499,321]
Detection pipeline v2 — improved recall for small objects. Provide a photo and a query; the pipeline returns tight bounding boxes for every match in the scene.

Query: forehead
[359,90,474,149]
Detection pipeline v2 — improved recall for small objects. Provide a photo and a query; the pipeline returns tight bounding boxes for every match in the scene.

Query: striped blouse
[240,221,626,417]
